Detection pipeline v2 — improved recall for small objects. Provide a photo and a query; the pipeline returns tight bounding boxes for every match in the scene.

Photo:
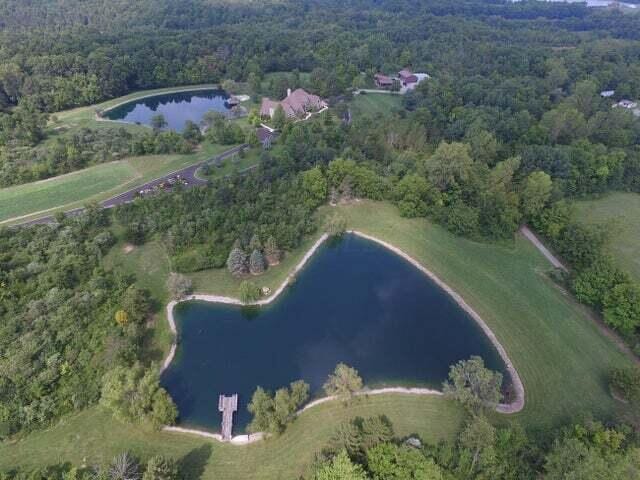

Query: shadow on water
[240,305,262,321]
[179,444,213,480]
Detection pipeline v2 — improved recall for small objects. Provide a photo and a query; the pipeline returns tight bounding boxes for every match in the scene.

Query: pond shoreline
[98,84,222,116]
[161,230,525,443]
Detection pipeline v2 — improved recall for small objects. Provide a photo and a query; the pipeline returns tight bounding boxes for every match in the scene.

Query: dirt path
[521,225,639,365]
[520,225,568,272]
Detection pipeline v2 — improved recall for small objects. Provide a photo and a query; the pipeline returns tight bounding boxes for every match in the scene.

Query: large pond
[102,89,231,131]
[161,235,507,432]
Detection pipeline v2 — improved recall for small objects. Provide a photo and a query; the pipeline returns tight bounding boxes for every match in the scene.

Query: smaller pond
[161,235,508,432]
[102,89,232,132]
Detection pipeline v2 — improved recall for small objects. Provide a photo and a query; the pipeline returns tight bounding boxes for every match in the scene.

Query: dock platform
[218,394,238,441]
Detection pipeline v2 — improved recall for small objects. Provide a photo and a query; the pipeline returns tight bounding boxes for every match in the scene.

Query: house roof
[281,88,326,116]
[260,98,279,117]
[261,89,327,118]
[374,73,393,85]
[398,69,413,78]
[617,99,638,108]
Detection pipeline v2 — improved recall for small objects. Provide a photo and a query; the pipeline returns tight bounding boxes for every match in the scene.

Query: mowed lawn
[330,202,633,427]
[351,93,402,118]
[0,397,463,479]
[0,143,233,225]
[574,192,640,281]
[0,162,137,222]
[0,201,634,478]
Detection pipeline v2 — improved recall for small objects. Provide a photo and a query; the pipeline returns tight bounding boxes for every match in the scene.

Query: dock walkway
[218,394,238,441]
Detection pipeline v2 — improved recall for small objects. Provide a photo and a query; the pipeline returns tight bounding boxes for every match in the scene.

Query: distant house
[614,99,638,109]
[600,90,615,98]
[398,69,418,86]
[260,88,327,119]
[372,68,428,91]
[374,73,394,88]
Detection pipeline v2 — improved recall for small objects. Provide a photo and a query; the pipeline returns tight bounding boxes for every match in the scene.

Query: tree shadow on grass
[179,444,213,479]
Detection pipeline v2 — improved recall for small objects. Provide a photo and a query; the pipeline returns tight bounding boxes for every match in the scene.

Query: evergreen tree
[227,247,248,277]
[249,234,262,251]
[249,249,266,275]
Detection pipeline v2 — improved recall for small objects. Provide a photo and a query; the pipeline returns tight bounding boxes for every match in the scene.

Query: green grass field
[0,200,634,477]
[351,93,402,118]
[574,192,640,281]
[0,397,463,479]
[0,143,232,225]
[0,162,136,222]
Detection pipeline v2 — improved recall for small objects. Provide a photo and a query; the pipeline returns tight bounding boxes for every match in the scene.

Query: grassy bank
[0,200,633,477]
[574,191,640,281]
[0,397,463,479]
[0,143,232,225]
[329,201,632,427]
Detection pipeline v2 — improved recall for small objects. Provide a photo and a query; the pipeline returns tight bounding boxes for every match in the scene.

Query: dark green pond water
[161,235,506,432]
[103,89,231,131]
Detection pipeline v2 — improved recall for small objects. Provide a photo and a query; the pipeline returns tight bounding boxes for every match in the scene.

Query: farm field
[350,92,403,118]
[574,192,640,281]
[0,142,232,225]
[1,201,632,479]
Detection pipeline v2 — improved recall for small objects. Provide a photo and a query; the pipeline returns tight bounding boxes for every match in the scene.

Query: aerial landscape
[1,0,640,478]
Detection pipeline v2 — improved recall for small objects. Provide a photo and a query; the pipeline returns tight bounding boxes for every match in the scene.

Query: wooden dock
[218,394,238,441]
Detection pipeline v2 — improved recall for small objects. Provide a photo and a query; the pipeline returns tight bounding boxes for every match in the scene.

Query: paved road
[16,144,248,227]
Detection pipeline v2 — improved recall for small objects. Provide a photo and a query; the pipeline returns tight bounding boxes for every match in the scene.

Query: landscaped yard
[0,200,634,478]
[574,192,640,281]
[350,92,403,118]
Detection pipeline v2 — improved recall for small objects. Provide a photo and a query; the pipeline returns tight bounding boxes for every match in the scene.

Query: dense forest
[2,0,640,477]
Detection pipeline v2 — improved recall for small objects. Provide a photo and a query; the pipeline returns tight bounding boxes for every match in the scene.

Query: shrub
[239,280,261,303]
[610,366,640,404]
[100,363,177,428]
[166,273,193,300]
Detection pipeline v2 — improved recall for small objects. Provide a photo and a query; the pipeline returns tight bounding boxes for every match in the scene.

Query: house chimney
[287,88,292,97]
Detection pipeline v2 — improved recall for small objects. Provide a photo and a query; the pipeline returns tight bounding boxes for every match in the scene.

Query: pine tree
[264,236,281,265]
[227,247,248,277]
[249,249,266,275]
[249,234,262,251]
